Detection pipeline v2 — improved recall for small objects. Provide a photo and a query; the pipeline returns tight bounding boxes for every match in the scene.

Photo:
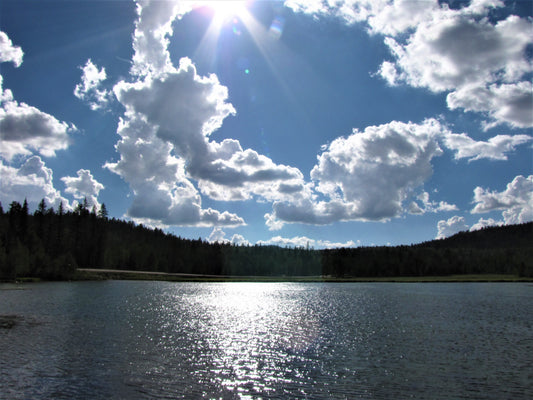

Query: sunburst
[198,1,249,24]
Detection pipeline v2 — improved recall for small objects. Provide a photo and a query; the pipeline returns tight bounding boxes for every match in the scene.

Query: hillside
[418,222,533,249]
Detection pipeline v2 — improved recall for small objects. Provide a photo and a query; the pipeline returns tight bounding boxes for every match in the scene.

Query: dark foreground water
[0,281,532,399]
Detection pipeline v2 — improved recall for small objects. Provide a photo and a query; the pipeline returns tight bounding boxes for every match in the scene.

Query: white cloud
[313,119,445,215]
[0,31,23,67]
[438,215,507,239]
[472,175,533,224]
[436,215,469,239]
[74,59,110,110]
[442,132,532,161]
[437,175,532,239]
[0,90,74,160]
[111,1,309,227]
[257,235,359,249]
[208,227,228,243]
[365,0,439,36]
[230,233,250,246]
[207,228,251,246]
[284,0,437,34]
[131,0,195,77]
[447,82,533,130]
[382,11,532,91]
[108,16,249,228]
[286,1,533,129]
[379,4,533,128]
[377,61,400,86]
[470,217,503,231]
[266,119,447,229]
[0,156,68,211]
[109,0,532,233]
[61,169,104,210]
[105,111,245,227]
[408,191,457,214]
[1,32,74,161]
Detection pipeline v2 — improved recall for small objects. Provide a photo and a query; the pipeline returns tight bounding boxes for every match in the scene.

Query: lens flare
[269,16,285,40]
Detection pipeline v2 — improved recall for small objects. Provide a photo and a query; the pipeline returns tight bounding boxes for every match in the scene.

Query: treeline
[0,198,532,281]
[0,198,321,280]
[322,222,533,278]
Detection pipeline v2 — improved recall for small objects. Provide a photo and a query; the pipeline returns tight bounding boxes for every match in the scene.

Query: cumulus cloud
[74,59,110,110]
[209,228,360,249]
[312,119,445,216]
[105,111,245,227]
[447,81,533,130]
[230,233,250,246]
[108,59,246,226]
[61,169,104,210]
[266,119,448,229]
[105,0,247,227]
[207,227,227,243]
[284,0,435,33]
[442,132,532,161]
[131,0,195,77]
[382,10,531,91]
[437,175,532,239]
[0,31,23,67]
[258,235,360,249]
[472,175,533,224]
[108,0,311,227]
[107,0,533,232]
[470,217,503,231]
[408,191,457,215]
[0,89,74,160]
[117,58,302,202]
[0,156,68,211]
[436,215,469,239]
[207,227,251,246]
[1,32,74,161]
[379,3,533,128]
[286,1,533,129]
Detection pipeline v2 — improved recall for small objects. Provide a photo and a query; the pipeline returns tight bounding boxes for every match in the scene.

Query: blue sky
[1,0,532,248]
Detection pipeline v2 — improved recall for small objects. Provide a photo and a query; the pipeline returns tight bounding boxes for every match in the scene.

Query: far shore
[3,269,531,284]
[72,269,533,283]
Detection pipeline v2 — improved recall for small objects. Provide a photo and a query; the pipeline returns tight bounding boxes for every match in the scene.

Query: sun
[200,1,249,23]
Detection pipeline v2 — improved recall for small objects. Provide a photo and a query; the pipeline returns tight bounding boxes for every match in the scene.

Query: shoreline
[3,269,531,284]
[72,269,533,283]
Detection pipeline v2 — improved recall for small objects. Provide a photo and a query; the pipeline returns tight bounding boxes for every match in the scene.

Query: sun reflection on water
[190,283,322,395]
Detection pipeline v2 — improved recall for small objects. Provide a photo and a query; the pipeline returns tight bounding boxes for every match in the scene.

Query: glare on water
[1,281,532,399]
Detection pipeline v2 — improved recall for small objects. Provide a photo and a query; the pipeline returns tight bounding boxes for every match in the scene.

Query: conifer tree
[36,198,47,215]
[98,203,108,219]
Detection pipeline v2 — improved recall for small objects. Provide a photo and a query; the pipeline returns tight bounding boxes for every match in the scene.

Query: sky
[0,0,532,249]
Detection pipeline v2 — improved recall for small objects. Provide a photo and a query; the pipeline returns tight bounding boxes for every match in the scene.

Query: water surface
[1,281,531,399]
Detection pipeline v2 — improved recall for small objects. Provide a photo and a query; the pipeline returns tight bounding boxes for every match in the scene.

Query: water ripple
[0,282,532,399]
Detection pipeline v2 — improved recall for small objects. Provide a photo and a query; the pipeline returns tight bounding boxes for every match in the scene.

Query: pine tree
[22,198,29,215]
[98,203,108,219]
[36,198,47,215]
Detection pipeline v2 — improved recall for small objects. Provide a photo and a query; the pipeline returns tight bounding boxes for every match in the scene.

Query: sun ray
[193,0,252,68]
[197,0,250,26]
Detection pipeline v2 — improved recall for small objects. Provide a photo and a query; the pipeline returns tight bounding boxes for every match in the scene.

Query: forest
[0,198,532,281]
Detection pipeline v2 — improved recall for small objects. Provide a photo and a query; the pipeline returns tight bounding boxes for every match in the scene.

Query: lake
[1,281,532,399]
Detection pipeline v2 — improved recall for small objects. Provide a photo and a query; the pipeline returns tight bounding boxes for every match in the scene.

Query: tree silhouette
[0,197,531,281]
[98,203,108,219]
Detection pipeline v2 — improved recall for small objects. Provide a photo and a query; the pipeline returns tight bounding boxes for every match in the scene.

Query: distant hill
[418,222,533,249]
[321,222,533,278]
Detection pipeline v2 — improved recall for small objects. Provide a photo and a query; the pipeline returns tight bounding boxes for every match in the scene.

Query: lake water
[1,281,532,399]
